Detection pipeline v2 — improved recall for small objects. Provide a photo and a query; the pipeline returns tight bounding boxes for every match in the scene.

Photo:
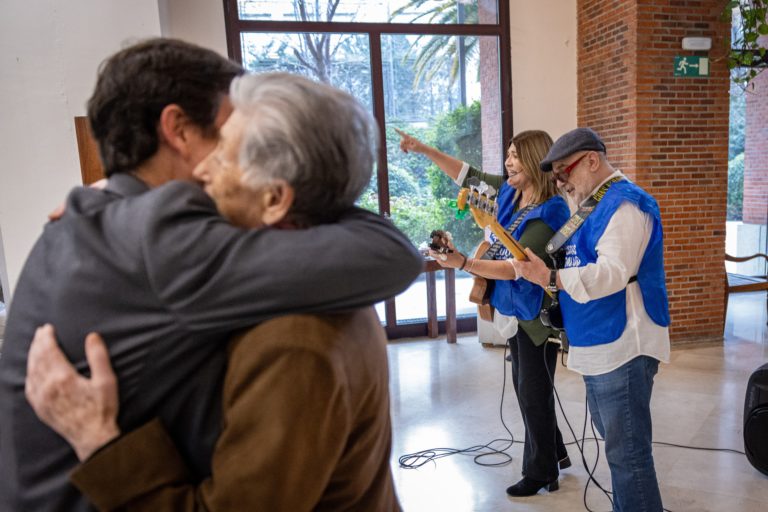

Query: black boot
[505,476,559,497]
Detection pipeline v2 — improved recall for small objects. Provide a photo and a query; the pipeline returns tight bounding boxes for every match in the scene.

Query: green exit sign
[674,56,709,77]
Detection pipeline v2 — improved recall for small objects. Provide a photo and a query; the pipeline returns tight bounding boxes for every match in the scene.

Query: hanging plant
[724,0,768,87]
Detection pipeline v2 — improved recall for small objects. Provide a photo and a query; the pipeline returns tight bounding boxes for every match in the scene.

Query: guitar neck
[459,186,554,299]
[486,222,527,261]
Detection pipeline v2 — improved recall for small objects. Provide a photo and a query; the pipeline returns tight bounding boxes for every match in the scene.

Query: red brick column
[479,0,502,174]
[742,34,768,225]
[578,0,730,345]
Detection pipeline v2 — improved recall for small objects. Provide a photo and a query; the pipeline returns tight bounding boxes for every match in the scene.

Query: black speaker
[744,362,768,476]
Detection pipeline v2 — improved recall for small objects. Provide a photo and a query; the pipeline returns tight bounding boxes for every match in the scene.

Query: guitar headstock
[457,178,529,262]
[464,178,499,229]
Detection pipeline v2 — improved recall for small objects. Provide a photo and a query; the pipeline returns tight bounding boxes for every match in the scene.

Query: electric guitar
[468,240,494,321]
[457,178,555,299]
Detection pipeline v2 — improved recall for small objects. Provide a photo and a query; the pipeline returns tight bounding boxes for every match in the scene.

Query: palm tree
[391,0,479,99]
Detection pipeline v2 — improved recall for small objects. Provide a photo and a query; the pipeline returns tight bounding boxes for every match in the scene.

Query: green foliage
[728,152,745,221]
[383,101,485,254]
[729,80,746,159]
[427,101,483,200]
[724,1,768,87]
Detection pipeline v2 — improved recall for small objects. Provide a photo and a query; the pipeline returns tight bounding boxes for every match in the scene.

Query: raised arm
[137,182,422,332]
[395,128,464,180]
[396,129,505,190]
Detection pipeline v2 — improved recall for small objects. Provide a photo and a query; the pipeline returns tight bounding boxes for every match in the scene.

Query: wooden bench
[725,252,768,324]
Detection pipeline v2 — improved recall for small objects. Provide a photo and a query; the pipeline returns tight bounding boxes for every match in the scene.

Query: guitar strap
[481,202,539,261]
[545,176,624,256]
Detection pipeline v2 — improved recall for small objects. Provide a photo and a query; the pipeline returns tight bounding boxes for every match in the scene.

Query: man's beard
[564,192,580,214]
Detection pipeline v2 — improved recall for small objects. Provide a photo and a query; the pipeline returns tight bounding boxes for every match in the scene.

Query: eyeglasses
[551,153,588,184]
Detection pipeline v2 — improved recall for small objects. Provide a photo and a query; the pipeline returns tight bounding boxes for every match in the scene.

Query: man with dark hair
[26,73,407,511]
[0,40,421,511]
[87,38,242,177]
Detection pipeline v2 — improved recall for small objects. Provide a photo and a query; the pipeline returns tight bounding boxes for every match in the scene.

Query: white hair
[229,72,377,224]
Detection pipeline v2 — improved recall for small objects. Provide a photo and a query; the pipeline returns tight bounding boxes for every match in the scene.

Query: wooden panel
[74,116,105,185]
[425,271,438,338]
[444,268,456,343]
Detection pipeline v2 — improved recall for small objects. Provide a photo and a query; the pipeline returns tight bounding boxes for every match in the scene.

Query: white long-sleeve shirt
[558,171,670,376]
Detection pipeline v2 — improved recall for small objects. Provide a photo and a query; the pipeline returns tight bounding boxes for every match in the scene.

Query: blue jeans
[583,356,663,512]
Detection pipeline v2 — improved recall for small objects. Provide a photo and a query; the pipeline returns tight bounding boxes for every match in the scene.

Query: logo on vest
[564,244,581,268]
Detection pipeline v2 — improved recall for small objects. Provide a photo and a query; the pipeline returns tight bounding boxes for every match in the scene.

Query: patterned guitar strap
[545,176,624,257]
[481,201,540,261]
[541,176,625,346]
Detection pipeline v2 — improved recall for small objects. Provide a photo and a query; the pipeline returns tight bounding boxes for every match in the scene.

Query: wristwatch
[547,269,558,293]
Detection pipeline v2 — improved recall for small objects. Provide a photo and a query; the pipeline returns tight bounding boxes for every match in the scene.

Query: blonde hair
[510,130,558,205]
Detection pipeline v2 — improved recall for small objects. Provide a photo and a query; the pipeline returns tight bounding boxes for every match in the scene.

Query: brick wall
[578,0,731,345]
[742,34,768,225]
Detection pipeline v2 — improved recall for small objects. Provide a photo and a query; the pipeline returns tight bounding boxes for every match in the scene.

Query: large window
[224,0,512,338]
[726,8,767,279]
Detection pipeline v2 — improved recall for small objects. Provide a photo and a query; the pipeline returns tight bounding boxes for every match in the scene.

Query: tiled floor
[387,292,768,511]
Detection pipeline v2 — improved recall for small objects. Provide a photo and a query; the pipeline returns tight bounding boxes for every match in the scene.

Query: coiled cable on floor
[398,343,519,469]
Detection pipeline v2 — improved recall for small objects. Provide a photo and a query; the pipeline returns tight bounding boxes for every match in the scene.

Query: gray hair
[230,72,378,224]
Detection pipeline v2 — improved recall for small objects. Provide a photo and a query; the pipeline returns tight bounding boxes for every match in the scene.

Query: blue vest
[559,180,670,347]
[489,185,570,320]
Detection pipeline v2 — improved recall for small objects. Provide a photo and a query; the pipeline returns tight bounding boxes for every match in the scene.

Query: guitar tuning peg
[485,185,496,198]
[467,177,480,189]
[477,181,488,195]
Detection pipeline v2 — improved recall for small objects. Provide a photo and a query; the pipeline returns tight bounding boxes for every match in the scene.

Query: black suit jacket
[0,174,421,511]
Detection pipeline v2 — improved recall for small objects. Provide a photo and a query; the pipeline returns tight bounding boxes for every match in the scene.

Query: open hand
[429,249,465,270]
[25,325,120,461]
[511,248,550,289]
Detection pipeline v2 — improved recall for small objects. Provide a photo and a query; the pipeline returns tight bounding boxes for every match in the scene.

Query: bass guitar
[456,178,555,300]
[468,240,494,321]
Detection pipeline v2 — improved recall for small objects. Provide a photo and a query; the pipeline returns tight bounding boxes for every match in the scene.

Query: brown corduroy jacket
[70,308,401,511]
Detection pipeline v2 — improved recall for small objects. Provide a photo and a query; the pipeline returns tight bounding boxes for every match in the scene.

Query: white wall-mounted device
[682,37,712,51]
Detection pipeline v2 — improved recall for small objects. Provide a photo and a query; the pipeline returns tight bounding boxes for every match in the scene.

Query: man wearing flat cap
[513,128,669,511]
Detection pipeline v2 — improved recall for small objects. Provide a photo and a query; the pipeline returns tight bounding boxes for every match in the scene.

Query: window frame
[223,0,513,339]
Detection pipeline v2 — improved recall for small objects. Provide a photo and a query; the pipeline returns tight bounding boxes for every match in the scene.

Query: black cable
[652,440,745,455]
[546,344,614,512]
[398,341,744,512]
[397,341,519,470]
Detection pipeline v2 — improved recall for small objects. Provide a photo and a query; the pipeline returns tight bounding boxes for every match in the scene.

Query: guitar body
[468,241,494,321]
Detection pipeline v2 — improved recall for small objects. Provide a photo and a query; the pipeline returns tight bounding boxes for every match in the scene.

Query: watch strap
[548,269,558,293]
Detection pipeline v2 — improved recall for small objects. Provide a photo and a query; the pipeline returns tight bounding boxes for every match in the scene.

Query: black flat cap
[540,128,606,172]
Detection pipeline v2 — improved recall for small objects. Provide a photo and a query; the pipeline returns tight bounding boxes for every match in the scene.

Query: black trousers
[508,328,567,482]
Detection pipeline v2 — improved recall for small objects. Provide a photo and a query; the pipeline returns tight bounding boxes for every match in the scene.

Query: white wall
[509,0,577,140]
[158,0,228,57]
[0,1,162,302]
